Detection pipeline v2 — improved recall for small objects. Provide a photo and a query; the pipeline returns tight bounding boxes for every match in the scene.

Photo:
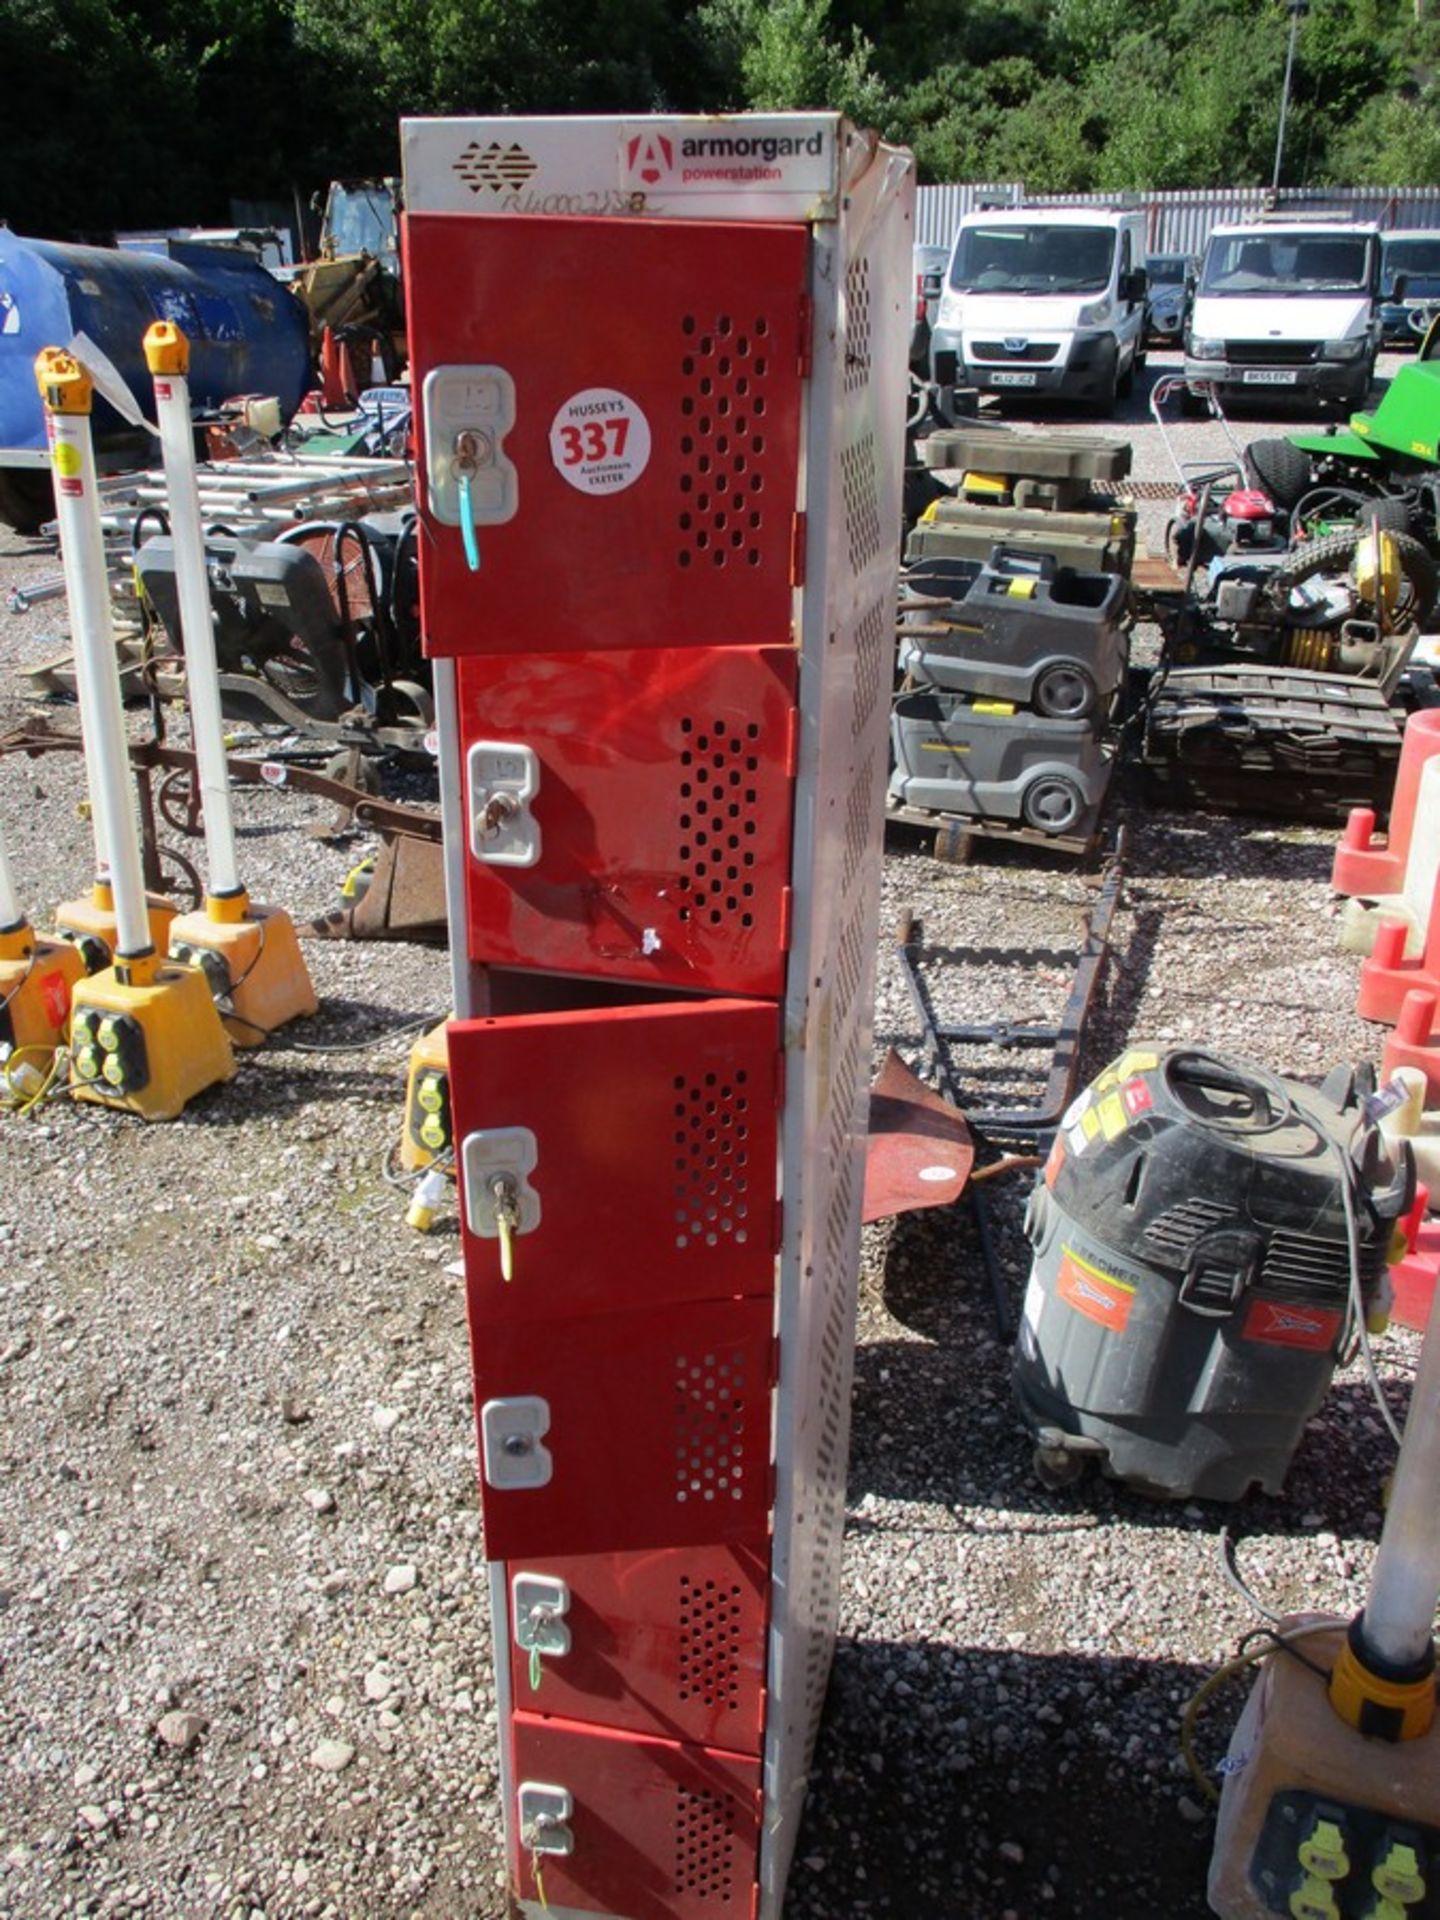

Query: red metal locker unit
[406,110,914,1918]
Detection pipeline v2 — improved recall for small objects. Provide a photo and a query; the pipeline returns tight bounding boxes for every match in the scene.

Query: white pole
[145,328,242,900]
[0,813,23,931]
[41,418,113,887]
[39,354,153,958]
[1360,1272,1440,1668]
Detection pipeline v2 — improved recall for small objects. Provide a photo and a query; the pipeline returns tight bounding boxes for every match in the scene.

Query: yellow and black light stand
[142,321,317,1047]
[1209,1180,1440,1919]
[40,344,175,971]
[54,874,178,977]
[400,1019,453,1231]
[0,816,86,1097]
[37,346,235,1120]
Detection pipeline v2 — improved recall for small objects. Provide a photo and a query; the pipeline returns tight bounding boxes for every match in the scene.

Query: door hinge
[789,512,807,587]
[797,292,814,377]
[778,885,793,954]
[783,705,800,779]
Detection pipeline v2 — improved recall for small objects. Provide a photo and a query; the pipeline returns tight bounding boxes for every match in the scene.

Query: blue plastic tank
[0,232,312,463]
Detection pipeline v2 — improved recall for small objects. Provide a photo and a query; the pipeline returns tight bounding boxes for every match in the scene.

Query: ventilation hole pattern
[801,1017,865,1708]
[821,1023,864,1290]
[833,896,867,1020]
[672,1069,752,1251]
[677,312,774,572]
[676,717,762,931]
[673,1785,738,1902]
[677,1575,745,1710]
[841,432,882,577]
[673,1352,748,1504]
[852,595,889,742]
[844,255,872,396]
[840,750,876,907]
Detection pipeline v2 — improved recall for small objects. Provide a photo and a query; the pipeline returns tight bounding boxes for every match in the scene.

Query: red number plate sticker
[549,387,652,496]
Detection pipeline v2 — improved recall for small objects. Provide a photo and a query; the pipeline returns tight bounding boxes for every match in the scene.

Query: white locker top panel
[403,112,853,225]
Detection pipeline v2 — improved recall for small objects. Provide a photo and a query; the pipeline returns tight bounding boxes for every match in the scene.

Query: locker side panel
[762,138,915,1915]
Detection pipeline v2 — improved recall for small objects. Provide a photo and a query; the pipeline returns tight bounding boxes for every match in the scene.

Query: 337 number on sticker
[549,387,651,496]
[557,417,630,465]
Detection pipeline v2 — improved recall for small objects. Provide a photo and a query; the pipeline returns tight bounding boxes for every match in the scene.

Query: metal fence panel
[916,183,1440,258]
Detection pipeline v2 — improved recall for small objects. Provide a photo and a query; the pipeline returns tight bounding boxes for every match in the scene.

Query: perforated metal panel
[405,213,808,657]
[510,1717,762,1920]
[456,647,797,996]
[505,1543,768,1748]
[678,314,779,576]
[762,141,914,1917]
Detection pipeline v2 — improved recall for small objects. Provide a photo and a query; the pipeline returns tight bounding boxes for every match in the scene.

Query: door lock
[462,1127,540,1284]
[467,743,541,868]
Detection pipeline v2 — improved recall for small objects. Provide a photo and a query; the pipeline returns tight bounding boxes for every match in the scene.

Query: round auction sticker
[549,387,651,496]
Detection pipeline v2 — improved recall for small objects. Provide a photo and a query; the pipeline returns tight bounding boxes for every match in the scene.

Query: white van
[929,206,1149,412]
[1184,220,1381,411]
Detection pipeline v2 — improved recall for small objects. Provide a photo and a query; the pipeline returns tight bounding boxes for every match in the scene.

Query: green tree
[693,0,891,121]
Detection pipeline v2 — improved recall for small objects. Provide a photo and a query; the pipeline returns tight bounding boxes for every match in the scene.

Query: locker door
[405,213,808,656]
[457,646,797,996]
[472,1295,774,1560]
[505,1540,769,1751]
[450,999,781,1326]
[510,1714,762,1920]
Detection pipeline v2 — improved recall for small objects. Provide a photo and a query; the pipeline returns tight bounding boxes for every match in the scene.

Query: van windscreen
[1383,239,1440,293]
[1200,233,1371,296]
[948,226,1115,296]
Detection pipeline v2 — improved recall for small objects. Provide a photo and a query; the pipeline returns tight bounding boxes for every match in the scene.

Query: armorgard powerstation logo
[624,126,828,189]
[454,141,538,195]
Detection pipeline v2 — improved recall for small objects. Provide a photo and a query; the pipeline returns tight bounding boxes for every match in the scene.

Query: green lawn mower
[1244,329,1440,554]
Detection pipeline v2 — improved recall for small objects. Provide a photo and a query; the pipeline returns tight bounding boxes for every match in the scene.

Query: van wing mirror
[1123,268,1147,304]
[1389,272,1409,305]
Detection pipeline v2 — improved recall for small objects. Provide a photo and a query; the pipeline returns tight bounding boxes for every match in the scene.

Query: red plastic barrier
[1392,1180,1440,1331]
[1381,990,1440,1104]
[1358,866,1440,1027]
[1333,707,1440,898]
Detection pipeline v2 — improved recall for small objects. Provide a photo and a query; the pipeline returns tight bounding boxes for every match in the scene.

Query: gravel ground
[0,349,1427,1920]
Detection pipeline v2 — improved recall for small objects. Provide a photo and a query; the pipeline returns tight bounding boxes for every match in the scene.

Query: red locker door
[405,213,808,656]
[510,1714,762,1920]
[450,999,781,1326]
[472,1295,774,1560]
[505,1540,769,1751]
[457,646,797,996]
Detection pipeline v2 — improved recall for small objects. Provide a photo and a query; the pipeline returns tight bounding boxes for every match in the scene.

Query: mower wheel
[1244,437,1312,512]
[1271,526,1439,628]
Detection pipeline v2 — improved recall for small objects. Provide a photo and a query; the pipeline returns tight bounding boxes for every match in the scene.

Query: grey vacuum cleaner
[1013,1047,1413,1501]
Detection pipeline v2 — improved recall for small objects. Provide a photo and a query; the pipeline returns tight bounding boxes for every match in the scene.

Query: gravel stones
[154,1711,207,1754]
[308,1739,356,1774]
